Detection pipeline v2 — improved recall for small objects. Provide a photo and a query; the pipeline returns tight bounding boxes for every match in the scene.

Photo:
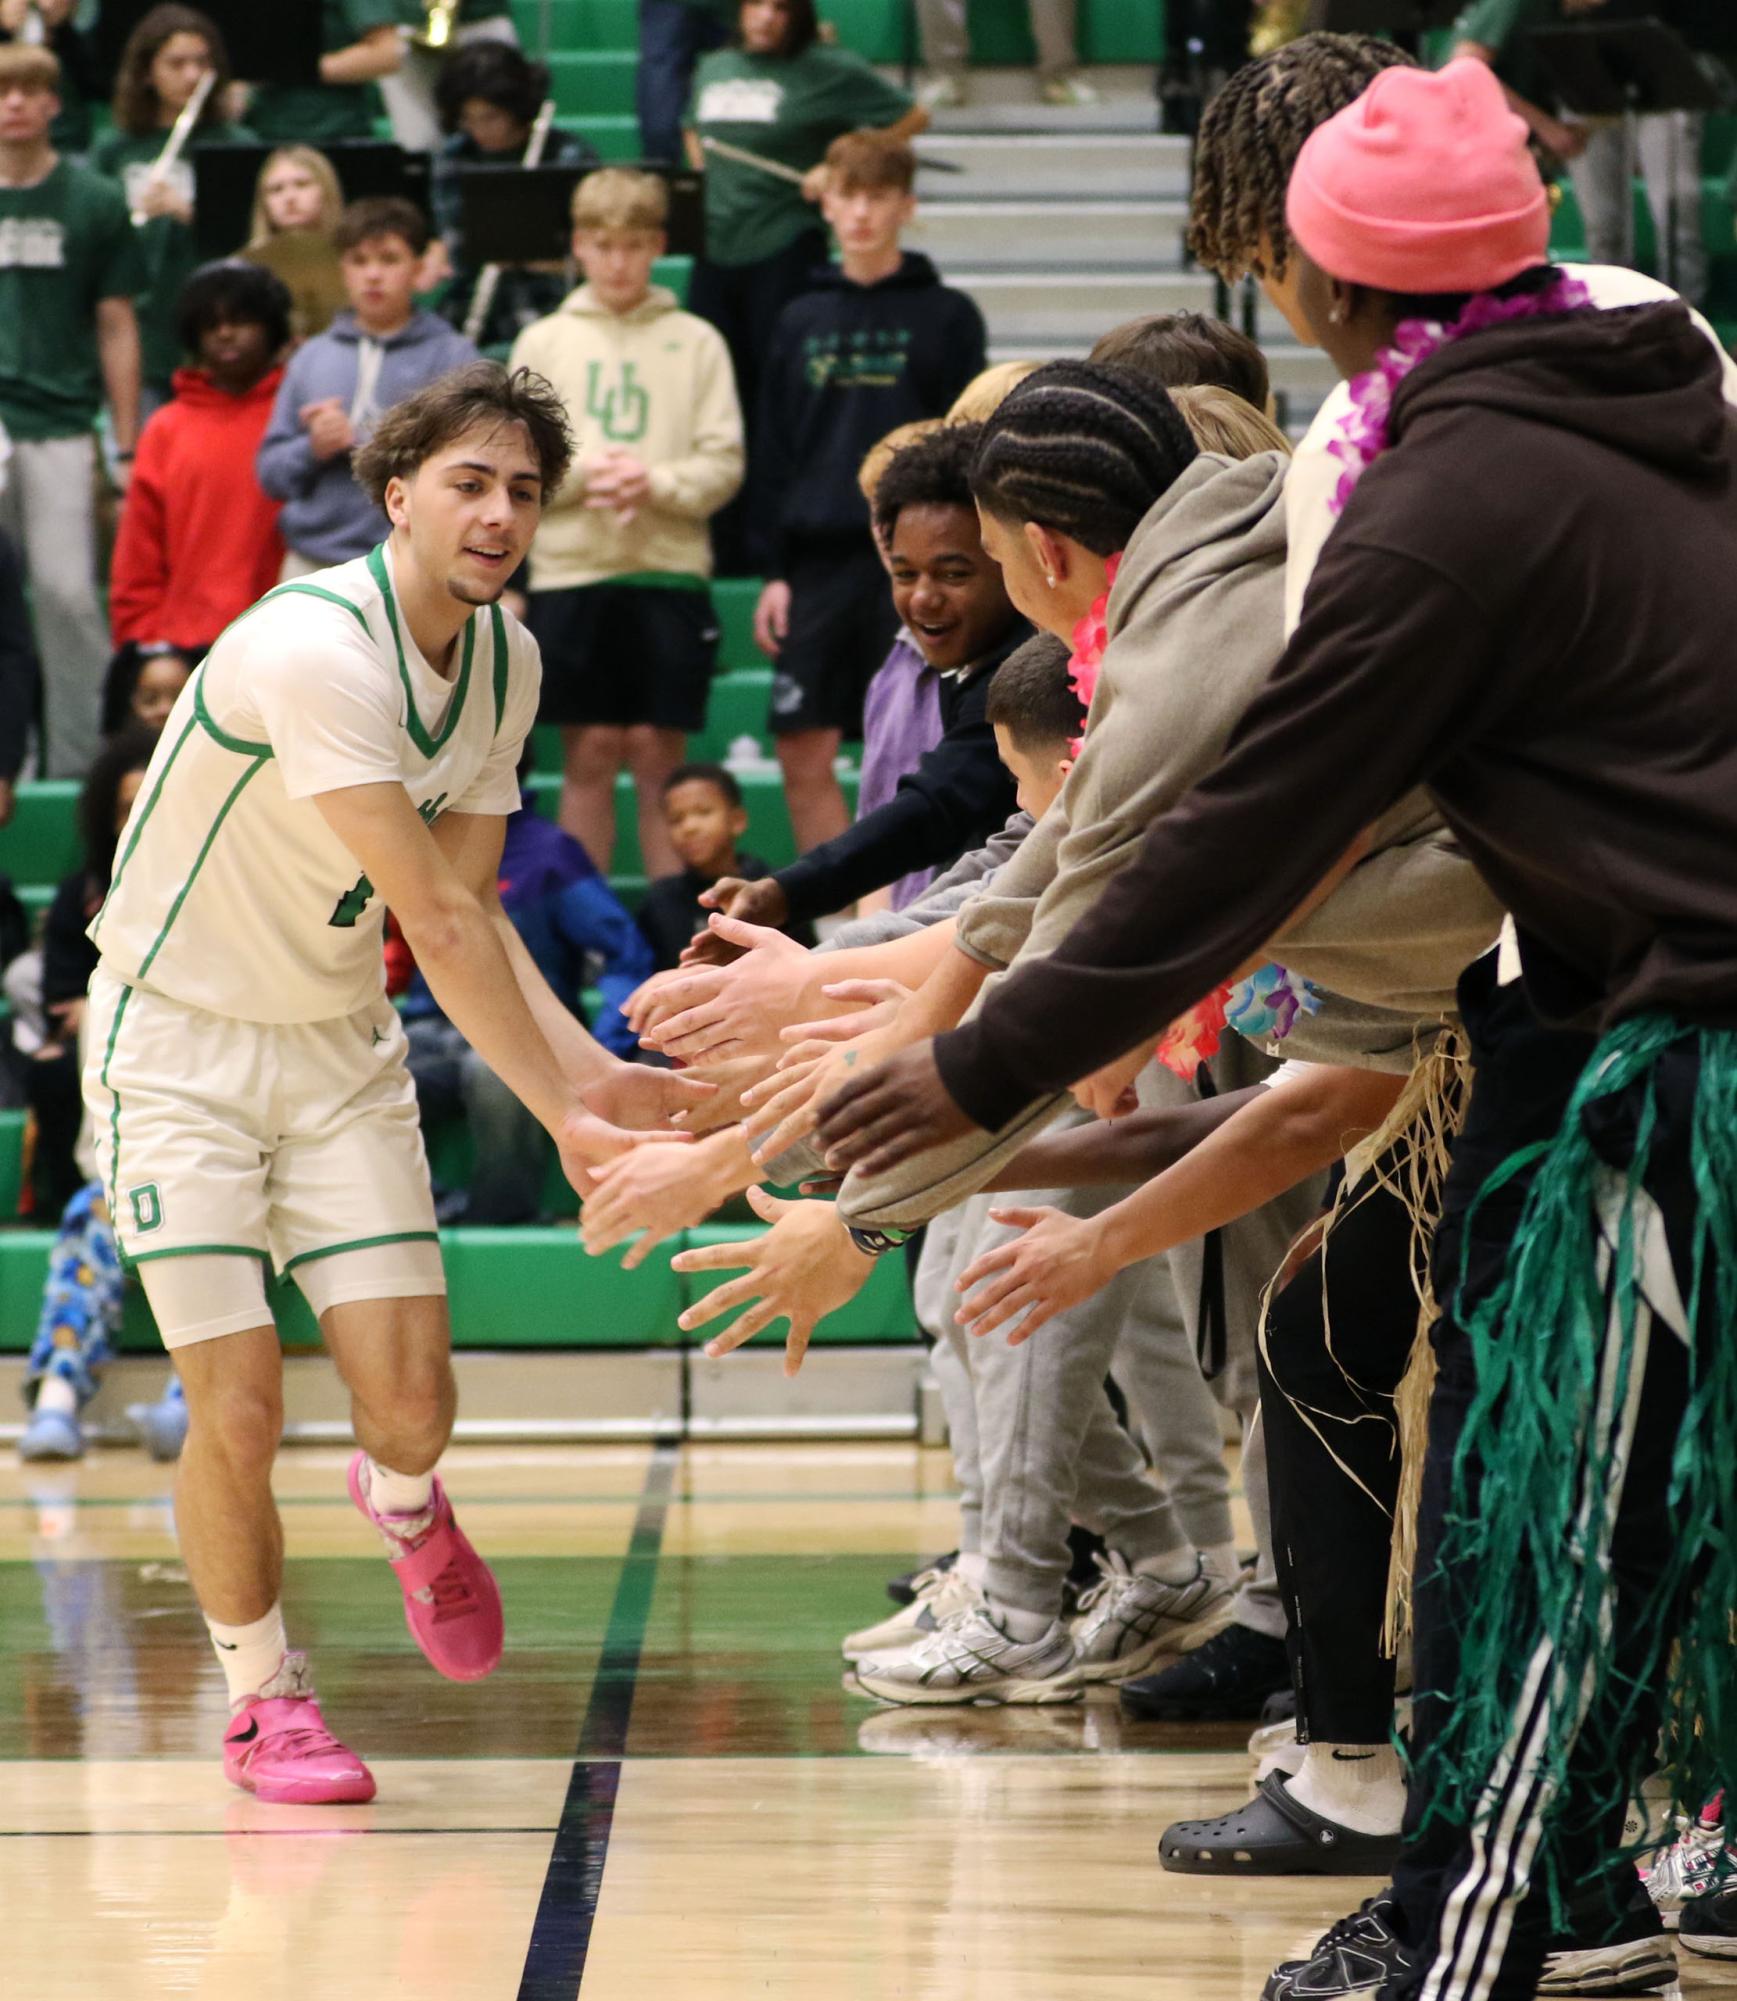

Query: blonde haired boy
[511,168,745,876]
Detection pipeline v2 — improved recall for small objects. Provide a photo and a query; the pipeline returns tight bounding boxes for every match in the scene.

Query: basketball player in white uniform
[84,363,706,1803]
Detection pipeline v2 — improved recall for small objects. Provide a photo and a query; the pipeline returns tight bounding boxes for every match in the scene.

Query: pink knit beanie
[1286,58,1550,294]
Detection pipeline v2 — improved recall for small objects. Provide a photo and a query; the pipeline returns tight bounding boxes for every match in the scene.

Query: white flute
[462,97,559,347]
[131,66,217,227]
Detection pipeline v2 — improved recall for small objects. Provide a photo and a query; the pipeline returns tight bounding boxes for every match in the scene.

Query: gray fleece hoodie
[257,310,479,564]
[840,452,1504,1231]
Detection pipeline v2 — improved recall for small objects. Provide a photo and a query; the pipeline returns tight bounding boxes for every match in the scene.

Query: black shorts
[529,581,719,731]
[769,539,899,738]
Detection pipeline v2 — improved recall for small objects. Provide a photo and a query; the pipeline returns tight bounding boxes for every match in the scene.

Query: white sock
[954,1550,989,1587]
[1133,1547,1203,1587]
[367,1458,435,1519]
[1285,1741,1405,1836]
[987,1595,1052,1643]
[36,1374,78,1418]
[206,1604,289,1706]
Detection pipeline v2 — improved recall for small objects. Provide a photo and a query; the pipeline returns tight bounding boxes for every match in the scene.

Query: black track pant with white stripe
[1389,968,1700,2001]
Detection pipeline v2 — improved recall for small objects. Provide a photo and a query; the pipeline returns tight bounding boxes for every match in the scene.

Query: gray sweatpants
[1569,113,1708,309]
[0,435,111,778]
[915,0,1078,80]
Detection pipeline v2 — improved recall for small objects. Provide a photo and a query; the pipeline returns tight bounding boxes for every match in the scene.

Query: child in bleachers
[751,130,987,854]
[257,196,477,575]
[637,762,811,972]
[239,145,347,342]
[109,261,291,670]
[431,41,599,353]
[511,169,744,876]
[15,729,161,1463]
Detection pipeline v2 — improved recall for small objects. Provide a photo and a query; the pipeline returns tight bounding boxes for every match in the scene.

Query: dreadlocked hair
[1188,33,1416,283]
[969,361,1199,559]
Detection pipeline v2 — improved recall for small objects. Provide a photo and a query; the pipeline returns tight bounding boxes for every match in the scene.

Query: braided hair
[1188,34,1416,284]
[969,361,1199,559]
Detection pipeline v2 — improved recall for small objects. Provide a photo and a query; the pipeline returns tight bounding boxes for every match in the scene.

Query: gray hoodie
[257,310,478,564]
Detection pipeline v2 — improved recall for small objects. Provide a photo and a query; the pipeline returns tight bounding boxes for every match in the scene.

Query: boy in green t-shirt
[245,0,402,146]
[0,43,145,779]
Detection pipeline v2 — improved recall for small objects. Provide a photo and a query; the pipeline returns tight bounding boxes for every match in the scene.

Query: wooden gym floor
[4,1443,1729,2000]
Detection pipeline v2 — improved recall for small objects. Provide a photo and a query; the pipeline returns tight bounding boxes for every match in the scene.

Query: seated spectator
[511,168,743,875]
[239,143,348,341]
[0,42,145,779]
[685,0,925,500]
[99,644,192,739]
[380,0,519,154]
[244,0,401,147]
[697,422,1026,950]
[257,195,476,575]
[402,778,654,1223]
[915,0,1097,108]
[752,130,986,852]
[1089,309,1272,413]
[637,761,812,971]
[109,261,290,664]
[431,40,599,353]
[92,6,254,419]
[0,529,36,829]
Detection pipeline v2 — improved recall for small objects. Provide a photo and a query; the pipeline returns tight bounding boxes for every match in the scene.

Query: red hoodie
[109,365,287,653]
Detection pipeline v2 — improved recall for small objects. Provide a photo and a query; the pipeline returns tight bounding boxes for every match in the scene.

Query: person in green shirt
[0,41,145,778]
[685,0,925,566]
[380,0,519,153]
[1453,0,1709,303]
[92,5,254,416]
[245,0,402,147]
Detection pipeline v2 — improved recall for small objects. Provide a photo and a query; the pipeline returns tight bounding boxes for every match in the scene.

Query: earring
[1045,574,1057,588]
[1328,303,1346,326]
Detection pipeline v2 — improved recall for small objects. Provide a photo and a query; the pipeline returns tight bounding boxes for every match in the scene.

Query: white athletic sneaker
[1066,1552,1235,1685]
[843,1564,986,1664]
[853,1605,1081,1707]
[1643,1803,1731,1929]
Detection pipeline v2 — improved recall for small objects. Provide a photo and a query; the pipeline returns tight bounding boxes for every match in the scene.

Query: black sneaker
[1539,1880,1678,1994]
[1263,1894,1410,1999]
[885,1551,956,1608]
[1680,1883,1737,1961]
[1120,1621,1289,1721]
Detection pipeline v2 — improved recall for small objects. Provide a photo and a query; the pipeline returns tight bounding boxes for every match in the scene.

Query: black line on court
[515,1441,677,2001]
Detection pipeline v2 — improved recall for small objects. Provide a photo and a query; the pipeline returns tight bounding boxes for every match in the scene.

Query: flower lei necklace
[1327,271,1596,517]
[1065,555,1319,1081]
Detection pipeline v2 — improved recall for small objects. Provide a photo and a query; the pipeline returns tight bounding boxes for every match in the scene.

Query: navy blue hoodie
[754,252,987,576]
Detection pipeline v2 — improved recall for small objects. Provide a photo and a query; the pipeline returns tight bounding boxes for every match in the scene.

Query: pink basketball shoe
[223,1653,376,1805]
[348,1452,504,1682]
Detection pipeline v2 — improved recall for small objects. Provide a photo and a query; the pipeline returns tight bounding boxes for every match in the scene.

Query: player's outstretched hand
[556,1109,689,1199]
[580,1139,736,1268]
[581,1059,716,1132]
[671,1188,873,1377]
[623,964,701,1037]
[639,915,812,1061]
[953,1206,1115,1344]
[814,1039,975,1177]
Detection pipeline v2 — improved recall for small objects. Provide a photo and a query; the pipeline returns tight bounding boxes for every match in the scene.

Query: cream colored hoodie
[510,284,745,590]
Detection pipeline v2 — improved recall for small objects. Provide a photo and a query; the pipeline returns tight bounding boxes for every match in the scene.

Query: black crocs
[1158,1773,1403,1877]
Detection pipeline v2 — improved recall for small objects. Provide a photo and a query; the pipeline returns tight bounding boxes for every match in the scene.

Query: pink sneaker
[223,1653,376,1805]
[348,1452,503,1682]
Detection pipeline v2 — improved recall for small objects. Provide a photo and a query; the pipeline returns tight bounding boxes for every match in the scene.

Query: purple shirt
[856,632,945,909]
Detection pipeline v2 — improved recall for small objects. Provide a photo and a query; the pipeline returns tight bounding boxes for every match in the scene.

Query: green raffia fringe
[1414,1013,1737,1919]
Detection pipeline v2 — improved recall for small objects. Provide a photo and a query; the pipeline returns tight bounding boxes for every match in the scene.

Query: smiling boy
[85,363,706,1806]
[703,420,1025,941]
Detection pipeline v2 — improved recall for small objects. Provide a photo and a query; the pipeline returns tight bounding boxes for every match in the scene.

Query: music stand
[93,0,322,87]
[456,165,707,264]
[194,143,434,260]
[1530,18,1727,290]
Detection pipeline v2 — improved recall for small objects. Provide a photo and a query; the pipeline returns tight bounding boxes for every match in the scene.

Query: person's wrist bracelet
[846,1224,910,1259]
